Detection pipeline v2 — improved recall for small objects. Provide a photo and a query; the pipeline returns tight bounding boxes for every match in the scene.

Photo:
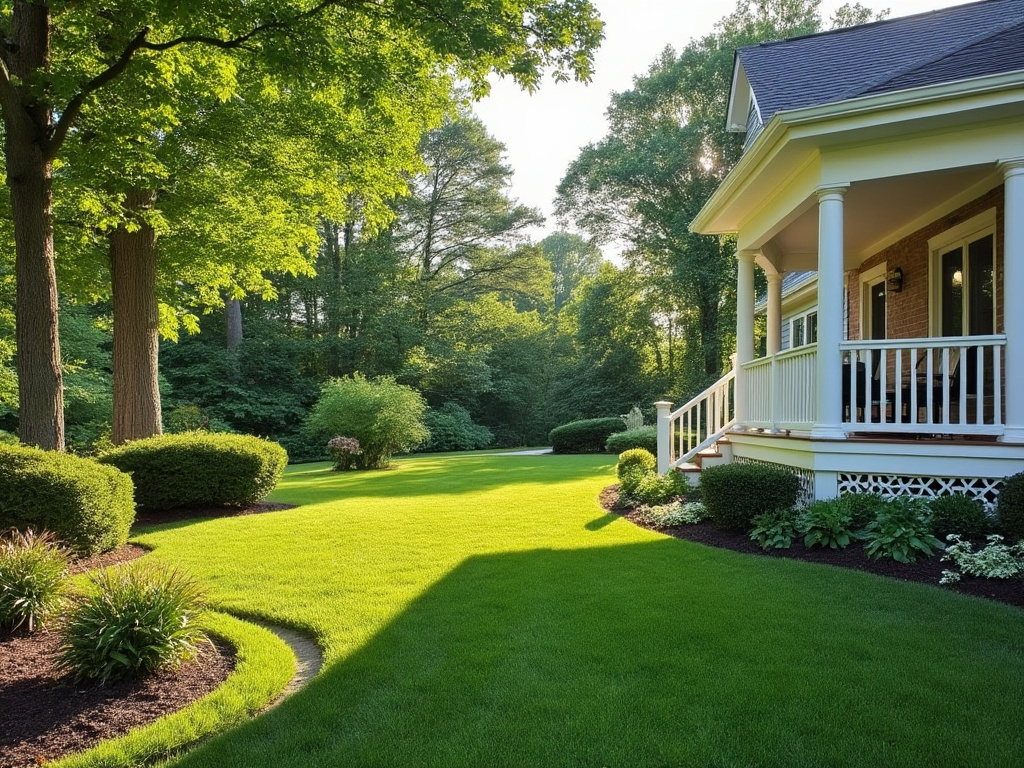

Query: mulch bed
[600,485,1024,610]
[0,502,286,768]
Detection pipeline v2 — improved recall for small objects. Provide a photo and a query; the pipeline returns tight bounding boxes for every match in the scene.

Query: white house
[656,0,1024,505]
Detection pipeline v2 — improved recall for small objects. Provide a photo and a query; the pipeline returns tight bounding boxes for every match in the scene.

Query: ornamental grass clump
[328,436,362,471]
[58,563,207,684]
[0,529,70,633]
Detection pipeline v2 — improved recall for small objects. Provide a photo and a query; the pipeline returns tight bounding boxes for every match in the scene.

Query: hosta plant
[750,509,798,550]
[798,500,857,550]
[0,529,69,633]
[940,534,1024,584]
[861,498,942,563]
[58,563,207,684]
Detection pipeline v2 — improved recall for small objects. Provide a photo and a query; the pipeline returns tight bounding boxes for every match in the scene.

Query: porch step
[673,463,701,487]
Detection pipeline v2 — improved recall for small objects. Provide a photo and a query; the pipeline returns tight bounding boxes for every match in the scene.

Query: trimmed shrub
[930,493,992,540]
[0,529,70,632]
[58,563,207,683]
[605,426,657,455]
[549,418,626,454]
[0,444,134,555]
[304,374,429,469]
[699,463,801,533]
[421,403,493,453]
[997,472,1024,542]
[616,449,656,481]
[99,432,287,511]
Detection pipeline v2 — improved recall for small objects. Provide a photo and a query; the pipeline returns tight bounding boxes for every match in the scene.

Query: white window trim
[788,307,818,348]
[927,208,997,337]
[858,262,887,340]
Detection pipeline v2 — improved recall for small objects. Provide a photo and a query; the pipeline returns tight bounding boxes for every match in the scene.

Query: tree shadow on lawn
[174,539,1024,768]
[276,455,615,501]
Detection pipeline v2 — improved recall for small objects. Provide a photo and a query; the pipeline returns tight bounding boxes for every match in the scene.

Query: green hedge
[699,463,802,533]
[605,426,657,454]
[549,418,626,454]
[99,433,287,511]
[998,471,1024,542]
[0,444,134,555]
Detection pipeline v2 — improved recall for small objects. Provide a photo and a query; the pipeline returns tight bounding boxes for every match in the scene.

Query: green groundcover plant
[0,529,70,632]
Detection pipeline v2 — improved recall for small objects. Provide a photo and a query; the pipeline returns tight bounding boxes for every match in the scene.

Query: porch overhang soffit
[691,69,1024,247]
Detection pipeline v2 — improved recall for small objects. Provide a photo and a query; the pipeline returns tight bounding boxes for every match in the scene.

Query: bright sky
[474,0,970,248]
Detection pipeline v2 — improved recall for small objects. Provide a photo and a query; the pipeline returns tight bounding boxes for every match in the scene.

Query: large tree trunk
[3,0,64,450]
[110,189,162,444]
[226,297,243,349]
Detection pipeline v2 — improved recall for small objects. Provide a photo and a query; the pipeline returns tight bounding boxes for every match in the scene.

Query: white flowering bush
[636,501,705,529]
[939,534,1024,584]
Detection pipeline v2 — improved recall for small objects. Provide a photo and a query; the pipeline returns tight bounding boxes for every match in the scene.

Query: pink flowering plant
[328,436,362,471]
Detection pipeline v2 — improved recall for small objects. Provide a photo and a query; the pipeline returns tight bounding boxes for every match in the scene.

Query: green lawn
[131,454,1024,768]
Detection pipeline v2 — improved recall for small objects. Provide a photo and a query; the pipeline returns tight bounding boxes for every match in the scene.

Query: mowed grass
[131,454,1024,768]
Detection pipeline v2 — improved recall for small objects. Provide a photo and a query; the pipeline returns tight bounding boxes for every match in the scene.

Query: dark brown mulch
[0,631,234,768]
[600,485,1024,610]
[133,500,296,528]
[68,543,150,576]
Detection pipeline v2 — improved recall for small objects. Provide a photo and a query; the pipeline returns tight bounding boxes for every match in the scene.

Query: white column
[812,184,849,440]
[734,250,756,428]
[1000,159,1024,443]
[655,400,673,473]
[766,272,783,356]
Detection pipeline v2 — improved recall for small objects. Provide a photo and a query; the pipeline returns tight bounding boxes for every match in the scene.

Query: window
[929,210,996,338]
[788,309,817,349]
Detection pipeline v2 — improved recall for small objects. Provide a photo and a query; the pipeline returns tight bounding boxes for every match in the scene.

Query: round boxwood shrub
[549,418,626,454]
[699,462,801,533]
[99,432,287,511]
[605,426,658,455]
[997,471,1024,542]
[421,403,493,453]
[929,493,992,540]
[0,444,134,556]
[616,448,656,481]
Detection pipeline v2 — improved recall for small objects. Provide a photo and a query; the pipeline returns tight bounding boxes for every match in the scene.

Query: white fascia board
[725,57,752,132]
[692,69,1024,236]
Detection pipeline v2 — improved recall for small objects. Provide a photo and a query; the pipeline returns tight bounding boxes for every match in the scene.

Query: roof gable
[735,0,1024,126]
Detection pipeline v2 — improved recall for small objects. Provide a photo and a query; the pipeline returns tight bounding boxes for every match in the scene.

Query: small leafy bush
[549,418,626,454]
[700,463,801,533]
[328,436,362,471]
[605,427,658,455]
[929,493,992,540]
[99,432,287,511]
[420,403,493,453]
[997,472,1024,542]
[630,472,677,506]
[838,493,890,530]
[635,501,705,529]
[798,500,857,550]
[0,529,69,633]
[0,444,134,555]
[305,374,429,469]
[616,449,656,481]
[750,508,798,550]
[58,563,207,684]
[940,534,1024,583]
[861,497,942,563]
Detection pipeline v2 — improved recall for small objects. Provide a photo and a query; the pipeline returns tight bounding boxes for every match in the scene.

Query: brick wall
[847,185,1004,341]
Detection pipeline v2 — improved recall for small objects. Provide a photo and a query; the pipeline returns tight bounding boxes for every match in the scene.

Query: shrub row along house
[656,0,1024,504]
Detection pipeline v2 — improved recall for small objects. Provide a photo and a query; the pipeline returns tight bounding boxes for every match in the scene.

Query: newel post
[655,400,673,474]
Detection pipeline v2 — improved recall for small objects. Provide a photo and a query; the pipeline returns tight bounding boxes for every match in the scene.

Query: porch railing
[668,369,735,468]
[840,335,1006,435]
[743,345,817,431]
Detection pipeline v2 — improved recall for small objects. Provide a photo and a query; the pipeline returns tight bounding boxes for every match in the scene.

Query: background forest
[0,0,879,460]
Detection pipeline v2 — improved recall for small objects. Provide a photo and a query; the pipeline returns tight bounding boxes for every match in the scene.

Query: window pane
[941,247,963,337]
[807,312,818,343]
[968,234,994,336]
[793,317,805,347]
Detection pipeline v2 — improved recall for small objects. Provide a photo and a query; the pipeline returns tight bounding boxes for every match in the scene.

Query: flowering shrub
[328,436,362,471]
[940,534,1024,584]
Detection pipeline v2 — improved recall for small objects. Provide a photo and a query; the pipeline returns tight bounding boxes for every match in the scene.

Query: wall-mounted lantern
[887,266,904,294]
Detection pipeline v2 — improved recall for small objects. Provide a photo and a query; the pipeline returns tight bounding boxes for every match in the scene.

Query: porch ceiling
[767,164,999,270]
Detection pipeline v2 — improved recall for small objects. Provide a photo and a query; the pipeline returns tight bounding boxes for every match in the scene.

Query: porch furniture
[900,348,970,423]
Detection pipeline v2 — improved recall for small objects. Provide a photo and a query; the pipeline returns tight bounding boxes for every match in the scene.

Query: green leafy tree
[0,0,602,450]
[541,232,603,311]
[305,374,429,469]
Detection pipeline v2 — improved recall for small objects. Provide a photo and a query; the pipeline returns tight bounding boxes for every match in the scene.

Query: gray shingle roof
[739,0,1024,122]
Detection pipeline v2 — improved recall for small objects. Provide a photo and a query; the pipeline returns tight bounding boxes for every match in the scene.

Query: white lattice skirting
[836,473,1004,508]
[734,456,815,506]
